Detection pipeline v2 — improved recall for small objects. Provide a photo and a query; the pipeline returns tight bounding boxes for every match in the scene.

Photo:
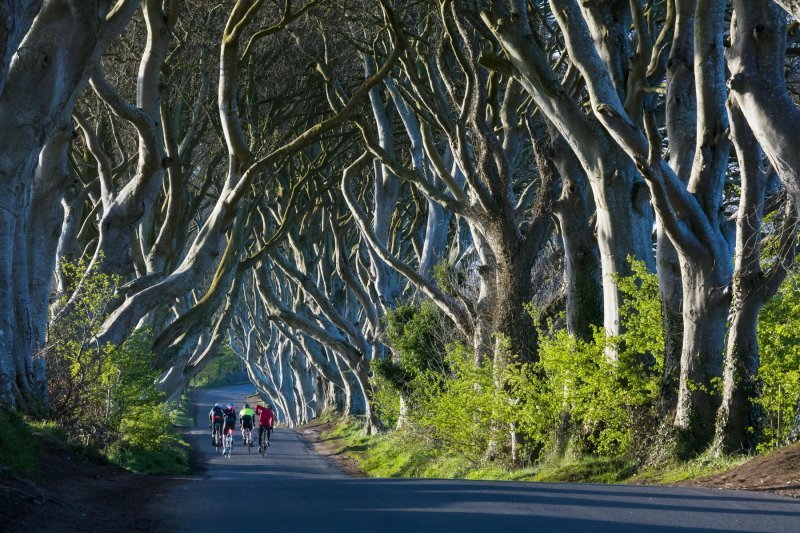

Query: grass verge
[1,405,190,477]
[319,419,753,486]
[0,408,39,474]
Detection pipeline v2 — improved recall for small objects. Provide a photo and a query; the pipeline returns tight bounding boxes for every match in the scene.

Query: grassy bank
[0,405,190,477]
[319,418,751,485]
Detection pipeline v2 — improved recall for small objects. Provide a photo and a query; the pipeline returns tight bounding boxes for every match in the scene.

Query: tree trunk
[715,299,761,453]
[659,0,695,414]
[728,1,800,211]
[674,262,730,453]
[549,132,603,340]
[713,100,796,455]
[0,0,136,409]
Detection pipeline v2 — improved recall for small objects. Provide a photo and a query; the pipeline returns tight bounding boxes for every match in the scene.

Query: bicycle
[241,426,253,454]
[258,425,272,457]
[212,422,223,454]
[223,429,234,458]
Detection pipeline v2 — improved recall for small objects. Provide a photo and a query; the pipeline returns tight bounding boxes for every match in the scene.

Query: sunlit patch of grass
[630,451,750,485]
[319,419,755,488]
[169,394,194,429]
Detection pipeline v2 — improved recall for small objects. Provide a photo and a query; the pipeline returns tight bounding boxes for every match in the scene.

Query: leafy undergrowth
[320,419,774,489]
[0,407,189,476]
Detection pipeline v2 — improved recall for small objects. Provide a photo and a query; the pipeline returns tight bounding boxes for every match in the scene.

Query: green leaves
[528,259,664,457]
[756,272,800,450]
[42,258,187,472]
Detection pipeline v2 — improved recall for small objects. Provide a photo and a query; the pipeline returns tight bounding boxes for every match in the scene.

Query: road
[159,384,800,532]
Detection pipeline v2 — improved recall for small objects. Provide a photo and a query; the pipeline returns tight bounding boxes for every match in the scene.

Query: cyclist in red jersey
[255,403,275,447]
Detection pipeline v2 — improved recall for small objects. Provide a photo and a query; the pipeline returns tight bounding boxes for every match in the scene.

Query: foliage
[189,343,245,389]
[524,259,664,457]
[41,258,188,473]
[372,302,454,428]
[411,343,508,462]
[370,371,401,429]
[432,260,466,295]
[383,302,451,381]
[756,273,800,450]
[45,256,123,437]
[106,404,190,474]
[374,260,665,465]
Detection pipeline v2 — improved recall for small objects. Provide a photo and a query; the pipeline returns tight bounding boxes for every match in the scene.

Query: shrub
[40,258,189,472]
[411,343,503,462]
[517,258,664,457]
[107,404,189,474]
[374,260,665,464]
[373,302,457,429]
[756,273,800,450]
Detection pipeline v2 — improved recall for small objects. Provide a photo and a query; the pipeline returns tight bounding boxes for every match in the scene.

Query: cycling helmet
[215,402,222,408]
[244,403,250,408]
[227,403,233,408]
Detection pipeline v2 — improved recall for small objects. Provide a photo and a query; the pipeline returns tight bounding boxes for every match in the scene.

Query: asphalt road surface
[159,384,800,532]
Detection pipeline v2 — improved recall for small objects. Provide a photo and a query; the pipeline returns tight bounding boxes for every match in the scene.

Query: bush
[370,372,401,429]
[374,260,664,465]
[757,273,800,450]
[107,404,189,474]
[411,343,504,462]
[39,258,189,472]
[44,257,123,441]
[527,259,663,457]
[372,302,457,429]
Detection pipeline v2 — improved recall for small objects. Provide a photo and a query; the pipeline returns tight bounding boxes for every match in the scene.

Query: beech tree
[3,0,800,463]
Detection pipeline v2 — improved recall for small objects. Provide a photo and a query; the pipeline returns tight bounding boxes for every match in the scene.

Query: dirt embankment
[0,434,186,532]
[684,443,800,498]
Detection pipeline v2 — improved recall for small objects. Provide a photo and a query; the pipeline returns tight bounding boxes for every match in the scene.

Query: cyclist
[255,403,275,448]
[223,403,237,444]
[240,403,255,445]
[208,402,224,446]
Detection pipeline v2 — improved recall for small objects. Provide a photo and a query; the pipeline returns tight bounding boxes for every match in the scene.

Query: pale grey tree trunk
[548,131,602,340]
[0,0,41,97]
[714,102,797,454]
[728,1,800,213]
[658,0,695,415]
[365,57,402,311]
[19,124,74,411]
[673,260,731,450]
[0,0,135,409]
